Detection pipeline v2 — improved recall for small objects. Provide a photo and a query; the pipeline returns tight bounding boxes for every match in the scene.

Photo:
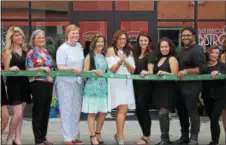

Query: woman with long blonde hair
[3,26,31,145]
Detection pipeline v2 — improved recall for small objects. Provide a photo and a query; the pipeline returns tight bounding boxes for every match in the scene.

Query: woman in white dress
[106,30,136,145]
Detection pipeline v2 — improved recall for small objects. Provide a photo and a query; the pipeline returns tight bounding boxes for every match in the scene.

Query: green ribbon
[1,71,225,81]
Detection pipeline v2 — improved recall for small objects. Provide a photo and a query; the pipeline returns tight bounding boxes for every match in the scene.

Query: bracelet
[117,61,122,66]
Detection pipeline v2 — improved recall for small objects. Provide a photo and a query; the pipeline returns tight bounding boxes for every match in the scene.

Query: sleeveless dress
[82,54,108,113]
[1,75,8,106]
[6,51,31,106]
[106,51,136,111]
[153,57,175,109]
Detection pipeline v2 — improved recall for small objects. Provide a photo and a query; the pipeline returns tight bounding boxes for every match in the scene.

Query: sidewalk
[1,118,225,145]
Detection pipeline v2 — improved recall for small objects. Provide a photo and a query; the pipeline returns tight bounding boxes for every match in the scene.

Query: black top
[6,51,28,84]
[178,43,206,73]
[153,57,175,88]
[202,62,226,100]
[177,43,207,89]
[154,57,171,74]
[133,54,152,98]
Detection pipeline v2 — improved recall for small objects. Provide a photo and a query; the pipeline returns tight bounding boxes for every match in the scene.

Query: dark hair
[112,29,131,57]
[84,40,91,57]
[135,31,152,59]
[46,37,54,45]
[156,37,177,60]
[206,45,221,61]
[181,27,196,35]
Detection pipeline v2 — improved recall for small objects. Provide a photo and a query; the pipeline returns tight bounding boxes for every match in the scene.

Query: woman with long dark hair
[133,32,153,144]
[106,30,135,145]
[153,38,178,145]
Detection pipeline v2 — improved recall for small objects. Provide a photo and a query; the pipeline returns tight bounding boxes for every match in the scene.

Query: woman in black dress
[2,26,31,145]
[1,66,9,135]
[133,32,153,144]
[152,38,178,145]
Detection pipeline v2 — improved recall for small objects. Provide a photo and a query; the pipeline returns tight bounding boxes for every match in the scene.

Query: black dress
[6,51,31,106]
[153,57,175,109]
[1,75,8,106]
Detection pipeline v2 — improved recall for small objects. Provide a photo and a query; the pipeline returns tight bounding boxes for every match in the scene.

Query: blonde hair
[65,24,80,41]
[29,29,45,49]
[4,26,26,52]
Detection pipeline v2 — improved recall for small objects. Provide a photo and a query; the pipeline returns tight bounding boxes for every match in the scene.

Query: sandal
[95,132,105,145]
[136,137,150,145]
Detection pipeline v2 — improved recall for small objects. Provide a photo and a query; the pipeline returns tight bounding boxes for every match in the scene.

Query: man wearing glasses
[173,27,206,145]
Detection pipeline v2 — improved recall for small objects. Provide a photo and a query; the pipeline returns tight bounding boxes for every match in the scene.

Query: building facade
[1,1,226,49]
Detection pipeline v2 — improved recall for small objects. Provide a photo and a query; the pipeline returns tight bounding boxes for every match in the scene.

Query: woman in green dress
[82,35,108,145]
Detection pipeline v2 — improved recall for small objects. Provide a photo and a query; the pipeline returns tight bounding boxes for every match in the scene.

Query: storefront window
[31,21,69,44]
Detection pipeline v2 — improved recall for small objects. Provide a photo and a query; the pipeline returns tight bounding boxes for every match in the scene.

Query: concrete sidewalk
[1,118,225,145]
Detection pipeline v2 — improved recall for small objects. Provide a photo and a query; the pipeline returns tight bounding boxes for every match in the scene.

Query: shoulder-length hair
[206,45,221,61]
[112,29,131,57]
[135,31,152,58]
[89,35,107,53]
[156,37,177,60]
[29,29,45,49]
[4,26,26,52]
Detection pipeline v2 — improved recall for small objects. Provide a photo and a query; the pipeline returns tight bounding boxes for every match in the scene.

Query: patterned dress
[82,54,108,113]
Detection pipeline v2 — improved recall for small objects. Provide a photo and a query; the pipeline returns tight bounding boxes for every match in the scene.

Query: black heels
[90,135,99,145]
[95,132,105,145]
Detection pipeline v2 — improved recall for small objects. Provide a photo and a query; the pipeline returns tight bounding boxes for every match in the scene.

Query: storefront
[1,1,226,49]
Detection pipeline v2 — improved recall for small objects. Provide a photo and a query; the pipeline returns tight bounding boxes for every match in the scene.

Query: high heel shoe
[95,132,104,145]
[114,134,124,145]
[90,135,99,145]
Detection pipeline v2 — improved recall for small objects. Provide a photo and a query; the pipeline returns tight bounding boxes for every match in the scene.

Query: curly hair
[156,37,177,60]
[112,29,131,57]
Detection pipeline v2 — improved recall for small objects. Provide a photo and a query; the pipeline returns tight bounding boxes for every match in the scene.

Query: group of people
[1,25,226,145]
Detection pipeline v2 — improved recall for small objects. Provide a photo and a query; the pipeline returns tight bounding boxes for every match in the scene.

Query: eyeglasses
[182,35,192,38]
[118,38,127,41]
